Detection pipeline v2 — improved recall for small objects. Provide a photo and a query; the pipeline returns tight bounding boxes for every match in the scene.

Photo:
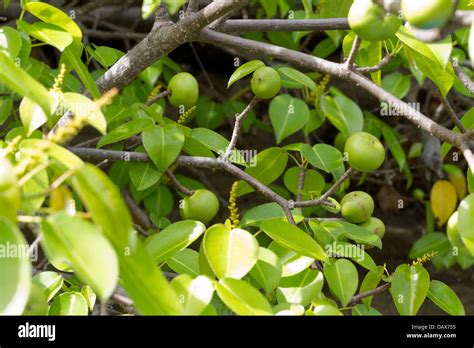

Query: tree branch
[350,282,391,305]
[357,54,393,74]
[345,35,361,70]
[218,18,350,32]
[440,95,466,133]
[451,58,474,95]
[166,169,194,196]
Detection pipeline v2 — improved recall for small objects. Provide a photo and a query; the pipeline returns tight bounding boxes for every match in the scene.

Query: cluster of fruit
[349,0,455,42]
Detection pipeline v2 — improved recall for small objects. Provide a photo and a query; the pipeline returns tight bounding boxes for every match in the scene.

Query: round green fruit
[341,191,374,223]
[168,72,199,109]
[251,67,281,99]
[412,188,425,201]
[359,217,385,239]
[334,132,347,153]
[401,0,454,29]
[344,132,385,172]
[348,0,401,42]
[179,189,219,225]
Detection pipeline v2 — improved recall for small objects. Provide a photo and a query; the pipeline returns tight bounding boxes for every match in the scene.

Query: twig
[166,169,194,196]
[122,190,153,230]
[345,36,361,70]
[146,90,170,106]
[218,18,350,32]
[221,96,258,162]
[350,282,391,305]
[451,58,474,95]
[296,164,306,202]
[357,54,393,74]
[294,167,354,208]
[440,95,466,133]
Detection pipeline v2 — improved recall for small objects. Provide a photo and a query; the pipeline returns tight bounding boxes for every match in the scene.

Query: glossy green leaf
[283,167,325,196]
[97,118,154,148]
[0,97,13,125]
[227,60,265,88]
[320,220,382,249]
[23,281,48,316]
[408,233,450,260]
[143,124,184,172]
[322,95,363,137]
[324,259,359,307]
[171,275,214,315]
[261,220,328,261]
[41,213,119,300]
[327,241,377,272]
[427,280,465,316]
[0,26,22,59]
[236,147,288,196]
[71,163,134,249]
[278,67,316,91]
[0,218,31,315]
[0,50,52,115]
[17,20,73,51]
[81,286,96,312]
[48,292,88,316]
[359,266,384,306]
[301,143,343,173]
[20,168,49,215]
[19,92,58,136]
[129,161,161,191]
[33,272,63,302]
[63,49,101,99]
[458,194,474,255]
[203,225,259,279]
[216,278,273,315]
[269,94,310,143]
[249,247,282,294]
[142,0,161,19]
[240,202,304,227]
[277,269,324,306]
[167,249,200,277]
[391,264,430,316]
[61,92,107,134]
[352,304,382,316]
[146,220,206,264]
[382,72,411,99]
[269,242,314,277]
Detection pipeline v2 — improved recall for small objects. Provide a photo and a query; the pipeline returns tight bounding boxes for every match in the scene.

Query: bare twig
[451,58,474,95]
[440,95,466,133]
[357,54,393,74]
[147,90,170,106]
[221,96,258,162]
[350,283,391,305]
[345,36,361,70]
[166,169,194,196]
[296,164,306,202]
[122,190,153,230]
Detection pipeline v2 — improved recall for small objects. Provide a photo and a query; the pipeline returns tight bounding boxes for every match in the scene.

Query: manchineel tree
[0,0,473,316]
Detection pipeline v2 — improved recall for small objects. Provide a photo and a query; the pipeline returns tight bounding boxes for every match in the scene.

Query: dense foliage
[0,0,473,316]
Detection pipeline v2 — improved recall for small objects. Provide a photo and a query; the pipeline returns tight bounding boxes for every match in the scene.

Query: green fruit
[344,132,385,172]
[359,217,385,239]
[401,0,454,29]
[168,72,199,109]
[447,211,464,248]
[412,188,425,201]
[348,0,401,42]
[0,157,20,223]
[341,191,374,223]
[251,67,281,99]
[179,189,219,225]
[333,132,347,153]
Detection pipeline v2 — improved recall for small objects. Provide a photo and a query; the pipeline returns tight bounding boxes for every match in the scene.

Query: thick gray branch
[218,18,350,32]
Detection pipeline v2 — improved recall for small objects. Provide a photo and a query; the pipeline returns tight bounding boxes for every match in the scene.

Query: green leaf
[236,147,288,196]
[23,281,48,316]
[146,220,206,264]
[88,45,124,68]
[458,193,474,255]
[382,72,411,99]
[240,202,304,227]
[269,94,310,143]
[261,220,328,261]
[41,213,119,301]
[276,269,324,306]
[71,163,134,249]
[427,280,465,316]
[63,49,101,99]
[249,247,282,294]
[48,292,88,315]
[33,272,63,302]
[408,233,450,260]
[324,259,358,307]
[141,0,161,19]
[0,218,31,315]
[359,266,384,306]
[61,92,107,134]
[269,242,314,277]
[118,240,182,315]
[129,162,161,191]
[320,220,382,249]
[203,225,259,279]
[17,20,73,51]
[19,92,58,136]
[216,278,273,315]
[0,26,22,59]
[97,118,153,148]
[352,304,382,316]
[322,95,364,137]
[320,0,353,44]
[0,97,13,125]
[391,264,430,315]
[227,60,265,88]
[327,241,377,272]
[81,286,97,312]
[20,168,49,215]
[284,167,325,196]
[301,143,343,173]
[166,249,200,277]
[278,67,316,91]
[0,50,52,116]
[143,124,184,172]
[170,274,214,315]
